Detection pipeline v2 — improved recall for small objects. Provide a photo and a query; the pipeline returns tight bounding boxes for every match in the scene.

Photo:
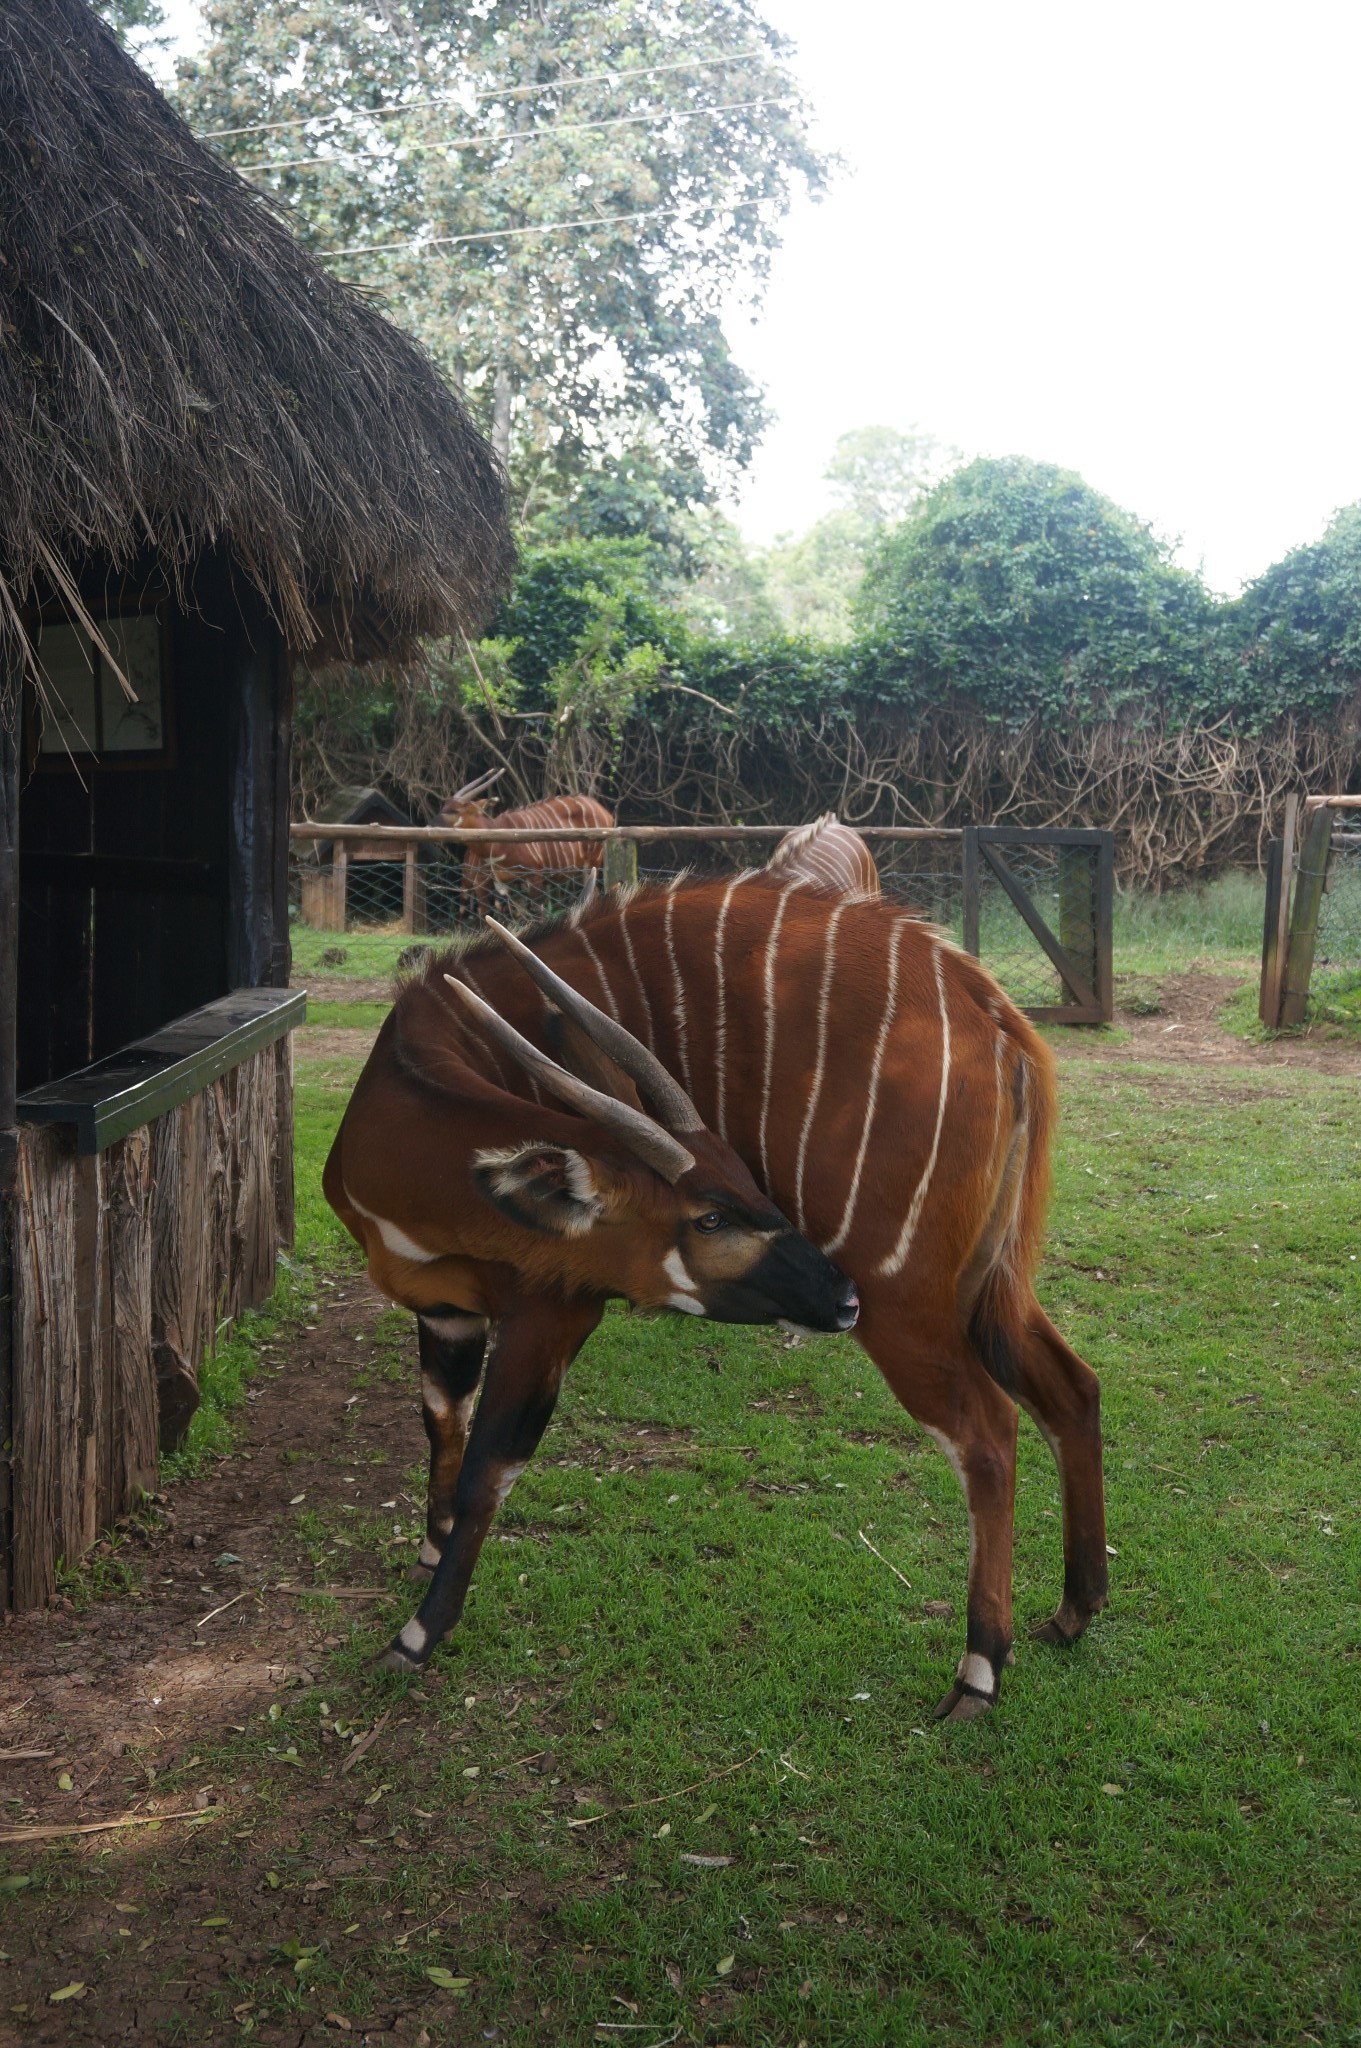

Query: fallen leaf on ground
[49,1984,86,2003]
[425,1967,471,1991]
[716,1955,735,1976]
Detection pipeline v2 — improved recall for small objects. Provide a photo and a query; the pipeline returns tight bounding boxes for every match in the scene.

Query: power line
[322,193,770,264]
[235,94,795,176]
[199,49,771,144]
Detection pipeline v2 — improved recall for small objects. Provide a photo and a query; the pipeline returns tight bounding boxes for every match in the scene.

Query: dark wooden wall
[1,695,19,1609]
[4,557,296,1606]
[17,566,292,1094]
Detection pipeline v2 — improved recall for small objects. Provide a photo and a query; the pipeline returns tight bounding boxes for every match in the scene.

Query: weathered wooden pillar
[226,597,293,988]
[0,696,19,1607]
[603,836,638,892]
[1280,803,1336,1027]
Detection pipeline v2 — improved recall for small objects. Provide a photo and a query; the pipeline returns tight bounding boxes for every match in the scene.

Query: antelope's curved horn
[447,766,505,807]
[443,975,695,1185]
[483,916,703,1136]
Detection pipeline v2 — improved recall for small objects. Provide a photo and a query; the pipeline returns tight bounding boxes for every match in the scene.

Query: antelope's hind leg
[1003,1307,1109,1645]
[858,1303,1019,1722]
[380,1297,602,1674]
[411,1310,488,1581]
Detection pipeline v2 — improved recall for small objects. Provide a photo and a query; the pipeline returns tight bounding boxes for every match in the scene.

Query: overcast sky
[161,0,1361,593]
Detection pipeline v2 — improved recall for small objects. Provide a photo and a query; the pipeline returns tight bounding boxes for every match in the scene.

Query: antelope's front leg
[380,1296,603,1673]
[413,1310,488,1580]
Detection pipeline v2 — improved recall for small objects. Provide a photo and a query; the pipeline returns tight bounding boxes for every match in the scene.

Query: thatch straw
[0,0,514,681]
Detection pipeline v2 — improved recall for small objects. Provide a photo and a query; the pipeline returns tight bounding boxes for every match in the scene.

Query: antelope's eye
[693,1211,727,1234]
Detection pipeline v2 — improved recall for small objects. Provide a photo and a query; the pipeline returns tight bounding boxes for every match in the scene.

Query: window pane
[35,621,98,754]
[100,615,164,752]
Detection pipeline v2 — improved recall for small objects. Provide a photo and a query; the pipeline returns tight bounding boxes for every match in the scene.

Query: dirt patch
[294,1024,386,1062]
[0,1281,450,2044]
[1049,970,1361,1077]
[292,976,397,1006]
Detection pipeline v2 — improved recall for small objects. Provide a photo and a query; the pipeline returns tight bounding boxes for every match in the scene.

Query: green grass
[289,920,425,981]
[1110,871,1266,975]
[301,999,393,1030]
[10,1035,1358,2045]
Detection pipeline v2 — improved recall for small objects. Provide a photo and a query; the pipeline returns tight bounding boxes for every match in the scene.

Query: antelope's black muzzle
[710,1232,859,1333]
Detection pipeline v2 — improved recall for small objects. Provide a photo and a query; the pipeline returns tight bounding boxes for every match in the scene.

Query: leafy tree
[178,2,828,502]
[1233,503,1361,720]
[825,424,956,530]
[759,509,866,639]
[755,427,959,640]
[94,0,165,37]
[858,456,1223,721]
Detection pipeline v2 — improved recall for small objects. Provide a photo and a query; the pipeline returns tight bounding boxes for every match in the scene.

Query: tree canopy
[857,455,1224,720]
[178,1,828,505]
[1233,503,1361,720]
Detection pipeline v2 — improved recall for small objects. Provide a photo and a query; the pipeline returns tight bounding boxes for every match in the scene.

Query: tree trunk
[492,366,512,470]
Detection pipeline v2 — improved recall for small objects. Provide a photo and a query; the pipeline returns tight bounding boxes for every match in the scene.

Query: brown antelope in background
[324,921,859,1675]
[438,769,613,915]
[332,874,1107,1717]
[768,813,881,896]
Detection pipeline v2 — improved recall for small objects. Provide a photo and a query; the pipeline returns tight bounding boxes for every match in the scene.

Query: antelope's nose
[835,1285,860,1331]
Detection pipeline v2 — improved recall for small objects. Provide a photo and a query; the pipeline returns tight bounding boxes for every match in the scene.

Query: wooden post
[1279,803,1335,1027]
[961,827,981,956]
[226,597,291,988]
[0,699,18,1607]
[1259,838,1284,1025]
[334,842,348,931]
[402,844,423,933]
[603,837,638,892]
[1259,793,1299,1026]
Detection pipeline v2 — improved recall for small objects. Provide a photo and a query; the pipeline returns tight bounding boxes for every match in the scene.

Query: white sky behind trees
[160,0,1361,594]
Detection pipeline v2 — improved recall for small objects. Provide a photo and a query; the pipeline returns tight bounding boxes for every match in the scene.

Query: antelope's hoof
[1030,1595,1101,1647]
[933,1681,993,1723]
[375,1643,425,1675]
[407,1560,435,1585]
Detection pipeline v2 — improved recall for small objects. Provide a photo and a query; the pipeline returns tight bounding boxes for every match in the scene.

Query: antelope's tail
[966,1004,1058,1395]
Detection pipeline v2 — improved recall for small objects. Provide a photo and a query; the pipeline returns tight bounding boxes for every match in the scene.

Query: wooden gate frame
[1261,794,1361,1027]
[962,826,1115,1025]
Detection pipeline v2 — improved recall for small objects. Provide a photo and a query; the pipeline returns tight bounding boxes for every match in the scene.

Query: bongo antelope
[439,771,613,914]
[768,813,881,896]
[333,875,1108,1718]
[324,917,859,1676]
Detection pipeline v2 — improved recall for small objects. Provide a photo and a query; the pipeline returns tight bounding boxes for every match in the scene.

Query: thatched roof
[0,0,513,674]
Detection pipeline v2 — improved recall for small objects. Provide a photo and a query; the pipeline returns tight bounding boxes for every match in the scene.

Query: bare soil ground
[0,1279,448,2045]
[1076,969,1361,1076]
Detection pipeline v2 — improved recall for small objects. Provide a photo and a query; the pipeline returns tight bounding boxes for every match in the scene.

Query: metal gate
[962,826,1114,1024]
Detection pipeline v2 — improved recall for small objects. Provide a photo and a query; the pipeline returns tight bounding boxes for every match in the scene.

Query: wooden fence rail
[290,822,964,847]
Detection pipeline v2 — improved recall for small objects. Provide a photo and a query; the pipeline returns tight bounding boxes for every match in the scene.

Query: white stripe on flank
[576,925,620,1020]
[664,882,692,1093]
[758,880,804,1189]
[794,900,849,1232]
[879,941,953,1278]
[824,918,906,1254]
[617,896,656,1051]
[712,871,749,1140]
[345,1188,438,1264]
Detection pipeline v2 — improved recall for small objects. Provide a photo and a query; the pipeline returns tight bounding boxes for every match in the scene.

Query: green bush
[856,456,1227,724]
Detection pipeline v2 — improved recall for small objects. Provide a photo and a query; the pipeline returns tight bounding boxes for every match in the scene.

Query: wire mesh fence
[289,825,1114,1022]
[1309,832,1361,1024]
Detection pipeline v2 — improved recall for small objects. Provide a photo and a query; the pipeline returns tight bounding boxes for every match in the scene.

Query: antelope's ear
[472,1144,610,1237]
